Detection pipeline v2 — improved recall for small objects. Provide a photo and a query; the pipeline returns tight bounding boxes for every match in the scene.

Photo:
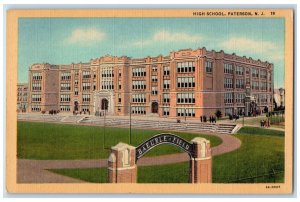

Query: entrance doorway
[101,98,109,110]
[74,101,79,111]
[151,102,158,113]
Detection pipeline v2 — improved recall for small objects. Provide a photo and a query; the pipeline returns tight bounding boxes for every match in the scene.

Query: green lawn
[17,121,222,160]
[48,128,284,183]
[236,115,285,128]
[238,126,284,137]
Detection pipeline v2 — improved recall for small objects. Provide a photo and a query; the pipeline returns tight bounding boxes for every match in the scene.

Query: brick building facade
[17,83,28,112]
[23,47,274,119]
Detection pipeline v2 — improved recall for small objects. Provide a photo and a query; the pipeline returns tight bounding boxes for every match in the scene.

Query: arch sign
[136,133,194,161]
[108,133,212,184]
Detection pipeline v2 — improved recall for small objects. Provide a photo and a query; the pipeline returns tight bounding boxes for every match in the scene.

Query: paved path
[17,133,241,183]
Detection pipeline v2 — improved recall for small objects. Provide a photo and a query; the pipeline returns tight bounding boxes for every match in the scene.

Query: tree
[215,110,222,119]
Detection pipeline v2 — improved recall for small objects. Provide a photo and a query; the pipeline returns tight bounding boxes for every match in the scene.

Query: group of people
[200,115,217,123]
[260,119,271,128]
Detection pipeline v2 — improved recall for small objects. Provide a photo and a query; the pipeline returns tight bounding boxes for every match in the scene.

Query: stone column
[190,137,212,183]
[108,142,137,183]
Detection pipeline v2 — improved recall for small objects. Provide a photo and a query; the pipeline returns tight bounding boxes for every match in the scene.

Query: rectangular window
[82,82,91,91]
[60,105,71,112]
[163,80,170,89]
[176,108,195,117]
[82,71,91,79]
[163,93,170,103]
[31,94,42,102]
[132,106,146,114]
[205,61,213,73]
[163,66,170,75]
[177,93,195,104]
[177,62,195,73]
[224,78,233,88]
[152,76,158,82]
[82,94,90,102]
[177,77,195,88]
[32,72,42,80]
[224,93,233,104]
[60,83,71,91]
[61,72,71,80]
[224,63,233,74]
[60,94,70,102]
[151,86,158,95]
[163,107,170,116]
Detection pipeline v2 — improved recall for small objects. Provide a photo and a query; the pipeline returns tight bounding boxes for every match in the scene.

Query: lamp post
[103,100,106,149]
[129,102,132,144]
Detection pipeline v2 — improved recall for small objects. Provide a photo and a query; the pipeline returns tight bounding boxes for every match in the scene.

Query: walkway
[17,133,241,183]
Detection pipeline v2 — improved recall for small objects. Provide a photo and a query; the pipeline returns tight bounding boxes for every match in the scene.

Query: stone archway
[151,102,158,113]
[108,134,212,183]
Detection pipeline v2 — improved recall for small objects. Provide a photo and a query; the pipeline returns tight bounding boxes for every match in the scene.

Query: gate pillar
[190,137,212,183]
[108,142,137,183]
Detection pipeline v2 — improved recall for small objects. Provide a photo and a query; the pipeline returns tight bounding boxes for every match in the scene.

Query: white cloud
[65,27,106,45]
[220,37,283,61]
[133,30,203,46]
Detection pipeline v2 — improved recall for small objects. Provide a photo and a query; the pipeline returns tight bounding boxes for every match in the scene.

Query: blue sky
[18,17,285,88]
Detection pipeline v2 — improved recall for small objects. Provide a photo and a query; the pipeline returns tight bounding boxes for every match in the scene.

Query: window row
[82,71,91,78]
[224,78,233,88]
[132,80,146,90]
[132,94,146,103]
[82,105,90,112]
[177,77,195,88]
[61,83,71,91]
[82,94,90,102]
[101,81,114,90]
[177,62,195,73]
[235,94,245,103]
[61,72,71,80]
[177,93,195,104]
[32,73,42,80]
[101,69,114,77]
[60,105,71,111]
[132,106,146,114]
[224,93,234,103]
[132,68,146,77]
[177,108,195,117]
[236,79,245,89]
[32,83,41,91]
[60,94,70,102]
[32,94,41,102]
[31,105,41,112]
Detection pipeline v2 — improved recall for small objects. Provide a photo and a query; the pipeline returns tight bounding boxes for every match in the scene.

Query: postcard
[6,8,293,194]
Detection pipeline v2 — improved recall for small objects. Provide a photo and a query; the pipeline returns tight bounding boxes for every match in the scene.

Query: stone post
[108,142,137,183]
[190,137,212,183]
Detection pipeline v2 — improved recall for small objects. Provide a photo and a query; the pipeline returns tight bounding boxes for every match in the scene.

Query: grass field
[48,126,284,183]
[17,121,222,160]
[235,115,285,129]
[237,126,284,137]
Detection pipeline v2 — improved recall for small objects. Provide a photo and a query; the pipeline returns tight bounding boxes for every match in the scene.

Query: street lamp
[129,102,132,144]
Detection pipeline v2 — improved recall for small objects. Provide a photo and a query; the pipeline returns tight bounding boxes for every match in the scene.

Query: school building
[21,47,274,119]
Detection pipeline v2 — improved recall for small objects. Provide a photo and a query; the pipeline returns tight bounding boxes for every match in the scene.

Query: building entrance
[151,102,158,113]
